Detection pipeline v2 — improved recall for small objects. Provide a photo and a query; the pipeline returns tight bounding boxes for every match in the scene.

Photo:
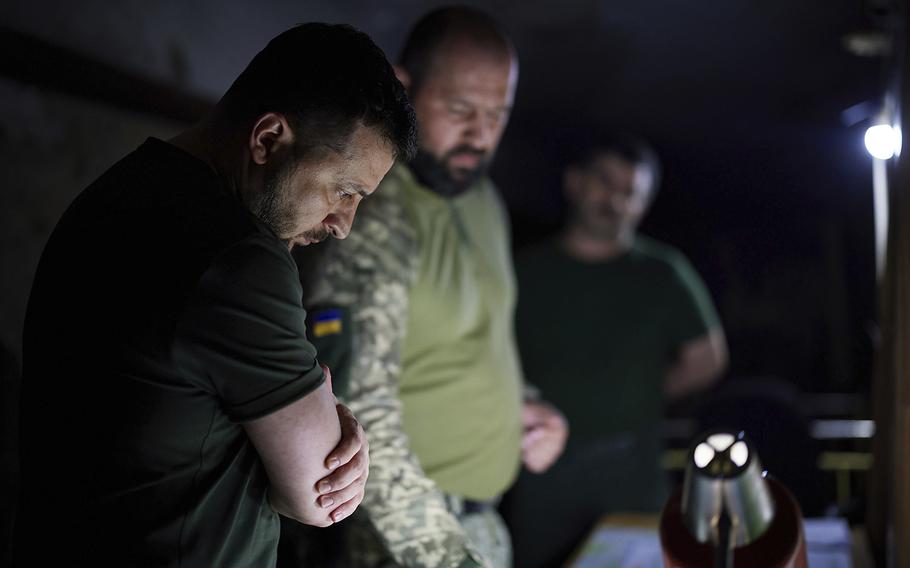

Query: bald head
[396,7,518,197]
[399,6,516,94]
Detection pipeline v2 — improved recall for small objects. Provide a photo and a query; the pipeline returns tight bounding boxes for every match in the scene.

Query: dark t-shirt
[17,138,325,567]
[516,237,719,444]
[503,237,720,568]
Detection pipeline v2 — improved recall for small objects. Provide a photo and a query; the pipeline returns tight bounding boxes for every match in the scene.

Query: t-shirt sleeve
[175,234,325,422]
[664,252,722,346]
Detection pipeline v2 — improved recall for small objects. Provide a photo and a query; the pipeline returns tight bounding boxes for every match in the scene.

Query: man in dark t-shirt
[16,24,416,567]
[501,138,728,567]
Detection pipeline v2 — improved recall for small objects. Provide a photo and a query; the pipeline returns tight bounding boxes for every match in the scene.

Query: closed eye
[338,183,370,201]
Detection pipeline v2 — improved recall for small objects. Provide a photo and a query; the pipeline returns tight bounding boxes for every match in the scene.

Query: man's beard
[247,161,298,239]
[409,145,490,198]
[244,160,329,246]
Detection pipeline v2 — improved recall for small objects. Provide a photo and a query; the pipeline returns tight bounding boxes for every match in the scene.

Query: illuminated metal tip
[707,433,735,452]
[693,442,715,468]
[730,441,749,467]
[865,124,898,160]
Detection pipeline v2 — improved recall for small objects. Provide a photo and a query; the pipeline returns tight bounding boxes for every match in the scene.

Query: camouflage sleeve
[305,189,489,568]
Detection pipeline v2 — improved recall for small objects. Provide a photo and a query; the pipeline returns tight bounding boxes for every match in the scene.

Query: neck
[168,116,241,197]
[561,225,633,262]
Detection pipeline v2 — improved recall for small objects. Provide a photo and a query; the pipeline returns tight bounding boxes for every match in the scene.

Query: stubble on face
[248,156,300,240]
[249,125,396,250]
[407,41,516,197]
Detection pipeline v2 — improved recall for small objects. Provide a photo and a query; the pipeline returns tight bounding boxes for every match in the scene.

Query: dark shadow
[0,342,20,567]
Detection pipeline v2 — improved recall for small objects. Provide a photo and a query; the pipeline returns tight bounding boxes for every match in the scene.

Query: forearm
[665,364,715,400]
[244,380,342,526]
[339,298,484,565]
[664,330,728,400]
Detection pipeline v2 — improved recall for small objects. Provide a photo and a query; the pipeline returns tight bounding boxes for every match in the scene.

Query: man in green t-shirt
[288,7,568,568]
[16,24,416,567]
[501,138,728,567]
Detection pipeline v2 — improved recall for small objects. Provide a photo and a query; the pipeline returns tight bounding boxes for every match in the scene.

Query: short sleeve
[175,234,325,422]
[665,252,722,346]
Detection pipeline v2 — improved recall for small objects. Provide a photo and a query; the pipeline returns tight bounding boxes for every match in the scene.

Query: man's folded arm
[243,380,342,526]
[175,235,348,527]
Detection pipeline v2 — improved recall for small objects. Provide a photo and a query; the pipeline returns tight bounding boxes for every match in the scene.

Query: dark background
[0,0,897,546]
[0,0,889,394]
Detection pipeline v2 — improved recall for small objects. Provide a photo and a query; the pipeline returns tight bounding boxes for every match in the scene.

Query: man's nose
[464,111,497,149]
[328,201,360,239]
[592,187,628,212]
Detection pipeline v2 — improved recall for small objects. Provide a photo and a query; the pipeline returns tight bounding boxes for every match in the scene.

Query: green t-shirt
[515,236,719,443]
[504,236,721,567]
[397,168,524,500]
[18,138,325,567]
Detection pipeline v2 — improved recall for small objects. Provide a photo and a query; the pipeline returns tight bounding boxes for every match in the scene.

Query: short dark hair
[219,23,416,161]
[568,135,662,195]
[399,6,514,94]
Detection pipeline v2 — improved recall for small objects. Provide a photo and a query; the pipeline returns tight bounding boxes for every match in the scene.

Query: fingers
[523,438,561,473]
[314,401,369,524]
[328,488,364,523]
[522,418,568,473]
[324,403,364,470]
[521,401,545,427]
[522,400,564,428]
[316,445,369,495]
[317,473,366,511]
[522,425,545,449]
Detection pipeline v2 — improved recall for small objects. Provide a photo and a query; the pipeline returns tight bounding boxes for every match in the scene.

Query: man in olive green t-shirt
[502,138,728,567]
[290,8,568,568]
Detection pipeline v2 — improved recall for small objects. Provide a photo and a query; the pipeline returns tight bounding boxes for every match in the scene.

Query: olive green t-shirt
[18,138,325,567]
[398,169,524,500]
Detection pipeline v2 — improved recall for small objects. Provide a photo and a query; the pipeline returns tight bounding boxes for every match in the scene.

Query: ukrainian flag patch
[312,308,343,338]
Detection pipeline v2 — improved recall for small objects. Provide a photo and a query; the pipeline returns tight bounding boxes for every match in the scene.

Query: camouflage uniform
[298,164,517,568]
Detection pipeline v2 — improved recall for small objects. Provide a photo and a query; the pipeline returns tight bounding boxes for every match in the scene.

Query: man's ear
[249,112,294,166]
[393,65,411,92]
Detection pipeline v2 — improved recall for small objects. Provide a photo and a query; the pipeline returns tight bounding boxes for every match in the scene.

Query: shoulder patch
[306,306,352,398]
[312,308,343,338]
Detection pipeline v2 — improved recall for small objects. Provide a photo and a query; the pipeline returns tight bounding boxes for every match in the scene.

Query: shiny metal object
[681,431,775,549]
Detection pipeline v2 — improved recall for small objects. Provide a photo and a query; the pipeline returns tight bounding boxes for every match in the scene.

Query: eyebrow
[342,181,371,199]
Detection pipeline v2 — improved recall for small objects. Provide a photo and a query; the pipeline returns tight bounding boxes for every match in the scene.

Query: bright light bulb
[694,443,715,468]
[730,441,749,467]
[707,433,735,452]
[865,124,897,160]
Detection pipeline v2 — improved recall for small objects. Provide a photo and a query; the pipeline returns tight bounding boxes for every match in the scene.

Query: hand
[521,400,568,473]
[315,368,369,523]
